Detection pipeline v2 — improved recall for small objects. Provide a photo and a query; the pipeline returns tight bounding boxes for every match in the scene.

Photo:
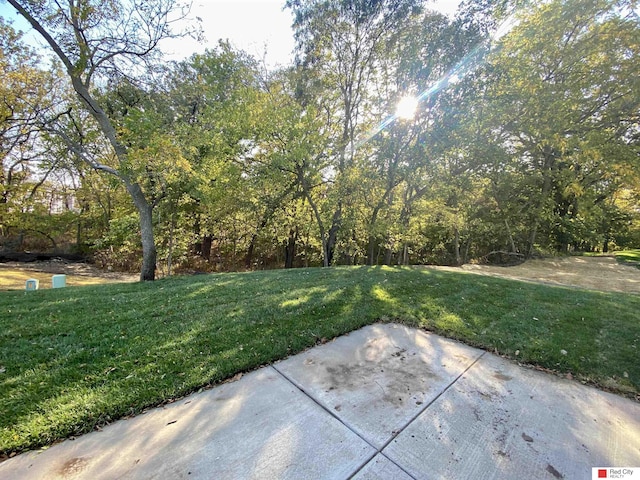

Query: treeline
[1,0,639,278]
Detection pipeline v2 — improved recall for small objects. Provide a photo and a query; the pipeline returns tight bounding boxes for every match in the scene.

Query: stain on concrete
[491,407,513,447]
[58,457,89,477]
[477,390,495,401]
[546,464,564,478]
[493,371,513,381]
[323,347,441,407]
[453,354,472,363]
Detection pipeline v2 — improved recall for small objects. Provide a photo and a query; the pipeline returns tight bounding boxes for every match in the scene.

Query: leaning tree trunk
[9,0,162,281]
[127,182,157,281]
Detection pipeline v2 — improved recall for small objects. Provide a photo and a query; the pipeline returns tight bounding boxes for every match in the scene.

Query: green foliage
[2,0,640,270]
[0,19,58,244]
[456,0,640,256]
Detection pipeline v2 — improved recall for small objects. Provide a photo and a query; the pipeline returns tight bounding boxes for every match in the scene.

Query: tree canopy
[1,0,638,277]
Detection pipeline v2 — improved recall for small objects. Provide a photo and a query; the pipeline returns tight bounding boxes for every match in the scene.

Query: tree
[0,18,59,247]
[466,0,640,255]
[7,0,194,280]
[286,0,423,266]
[360,9,487,265]
[163,44,265,270]
[249,67,330,267]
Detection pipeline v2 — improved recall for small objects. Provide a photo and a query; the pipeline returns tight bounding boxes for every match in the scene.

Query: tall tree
[362,9,486,265]
[480,0,640,254]
[164,44,263,269]
[286,0,422,266]
[0,18,57,244]
[7,0,194,280]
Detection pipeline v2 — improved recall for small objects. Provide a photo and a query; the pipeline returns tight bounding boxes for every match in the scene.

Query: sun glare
[395,95,419,120]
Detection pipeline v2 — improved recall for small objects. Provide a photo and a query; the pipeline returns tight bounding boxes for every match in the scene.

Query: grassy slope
[616,249,640,266]
[1,266,639,455]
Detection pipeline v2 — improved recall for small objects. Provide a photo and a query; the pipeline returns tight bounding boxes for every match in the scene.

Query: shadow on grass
[1,265,639,455]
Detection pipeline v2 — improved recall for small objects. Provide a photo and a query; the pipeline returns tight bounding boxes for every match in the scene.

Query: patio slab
[2,323,639,480]
[274,323,485,449]
[383,352,640,479]
[0,368,374,480]
[351,454,414,480]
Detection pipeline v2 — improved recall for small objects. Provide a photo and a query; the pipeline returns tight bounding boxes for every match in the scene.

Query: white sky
[0,0,462,69]
[165,0,461,67]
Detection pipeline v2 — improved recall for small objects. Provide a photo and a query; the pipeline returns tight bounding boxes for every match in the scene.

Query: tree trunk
[284,226,298,269]
[201,234,213,260]
[367,235,377,266]
[326,205,342,266]
[303,186,328,267]
[76,214,83,250]
[367,205,381,266]
[246,215,270,268]
[453,226,462,266]
[384,247,393,266]
[504,219,517,253]
[167,213,175,277]
[528,147,555,257]
[527,223,539,258]
[245,234,257,269]
[127,182,156,281]
[463,238,471,264]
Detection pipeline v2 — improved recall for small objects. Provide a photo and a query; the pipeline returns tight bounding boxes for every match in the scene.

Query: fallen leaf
[224,372,243,384]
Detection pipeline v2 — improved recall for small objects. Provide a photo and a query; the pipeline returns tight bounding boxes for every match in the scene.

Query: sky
[161,0,462,67]
[0,0,461,69]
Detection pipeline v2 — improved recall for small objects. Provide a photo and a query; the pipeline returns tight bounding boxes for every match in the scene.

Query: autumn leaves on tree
[2,0,639,277]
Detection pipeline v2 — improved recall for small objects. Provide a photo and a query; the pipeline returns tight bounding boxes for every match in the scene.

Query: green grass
[616,249,640,266]
[1,266,639,456]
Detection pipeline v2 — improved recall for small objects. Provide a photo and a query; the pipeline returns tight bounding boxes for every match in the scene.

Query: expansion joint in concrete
[271,351,486,480]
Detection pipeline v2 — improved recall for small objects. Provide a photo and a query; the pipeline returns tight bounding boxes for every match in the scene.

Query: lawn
[616,249,640,266]
[1,266,639,456]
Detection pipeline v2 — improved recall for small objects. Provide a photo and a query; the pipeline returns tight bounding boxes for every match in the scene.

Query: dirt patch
[3,256,638,294]
[0,260,137,290]
[432,256,639,294]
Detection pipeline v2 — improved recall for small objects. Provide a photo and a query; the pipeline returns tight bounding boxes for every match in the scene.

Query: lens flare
[353,12,520,151]
[396,95,419,120]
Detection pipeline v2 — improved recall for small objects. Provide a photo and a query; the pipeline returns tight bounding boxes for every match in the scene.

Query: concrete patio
[1,323,639,479]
